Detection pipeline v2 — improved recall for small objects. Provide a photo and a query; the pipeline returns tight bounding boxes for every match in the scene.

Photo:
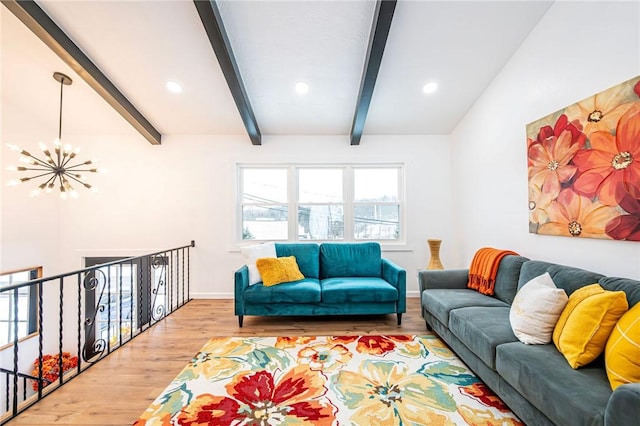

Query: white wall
[451,1,640,278]
[2,133,454,298]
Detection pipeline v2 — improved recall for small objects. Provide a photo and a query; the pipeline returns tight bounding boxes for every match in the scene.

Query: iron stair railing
[0,240,195,424]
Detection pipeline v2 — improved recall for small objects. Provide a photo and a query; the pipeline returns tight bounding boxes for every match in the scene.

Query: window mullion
[290,165,298,241]
[344,166,353,241]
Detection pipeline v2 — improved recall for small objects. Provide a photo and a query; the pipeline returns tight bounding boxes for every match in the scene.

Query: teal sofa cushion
[321,277,397,304]
[243,301,399,317]
[320,242,381,279]
[449,306,518,369]
[421,289,509,327]
[496,342,611,426]
[243,278,321,304]
[275,243,320,279]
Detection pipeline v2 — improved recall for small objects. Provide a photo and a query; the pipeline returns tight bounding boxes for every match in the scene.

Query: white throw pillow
[510,272,568,344]
[240,242,276,285]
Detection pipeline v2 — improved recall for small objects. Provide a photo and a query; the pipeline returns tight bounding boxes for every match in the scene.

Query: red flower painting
[527,75,640,241]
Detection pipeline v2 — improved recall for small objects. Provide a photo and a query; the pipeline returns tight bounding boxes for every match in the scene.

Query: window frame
[0,266,42,350]
[237,163,405,245]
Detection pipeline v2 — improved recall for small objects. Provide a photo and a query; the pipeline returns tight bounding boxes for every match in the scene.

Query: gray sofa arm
[418,268,470,294]
[605,383,640,425]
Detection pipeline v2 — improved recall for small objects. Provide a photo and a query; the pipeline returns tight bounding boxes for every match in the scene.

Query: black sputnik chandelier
[6,72,105,199]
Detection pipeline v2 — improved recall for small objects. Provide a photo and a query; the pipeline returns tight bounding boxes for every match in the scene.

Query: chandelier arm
[20,171,56,181]
[64,164,95,171]
[60,155,75,168]
[54,173,64,188]
[60,152,69,166]
[40,174,58,188]
[19,167,55,172]
[23,153,53,168]
[64,173,89,187]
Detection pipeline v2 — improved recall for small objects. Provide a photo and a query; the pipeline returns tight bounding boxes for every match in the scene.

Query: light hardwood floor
[6,298,428,426]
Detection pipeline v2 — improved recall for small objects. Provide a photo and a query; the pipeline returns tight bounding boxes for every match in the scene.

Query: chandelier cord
[58,74,65,140]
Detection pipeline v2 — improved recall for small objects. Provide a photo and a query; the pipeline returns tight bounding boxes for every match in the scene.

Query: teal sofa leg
[238,315,243,327]
[397,313,402,325]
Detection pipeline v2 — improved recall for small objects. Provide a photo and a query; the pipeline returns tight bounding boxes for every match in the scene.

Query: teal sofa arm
[234,265,249,327]
[382,259,406,316]
[418,268,469,294]
[605,383,640,425]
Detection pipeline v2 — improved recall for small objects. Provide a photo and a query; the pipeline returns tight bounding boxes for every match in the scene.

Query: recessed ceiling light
[295,81,309,95]
[422,81,438,94]
[166,80,183,94]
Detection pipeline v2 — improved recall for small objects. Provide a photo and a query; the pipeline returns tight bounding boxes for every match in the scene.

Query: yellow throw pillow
[255,256,305,287]
[606,302,640,390]
[553,284,628,369]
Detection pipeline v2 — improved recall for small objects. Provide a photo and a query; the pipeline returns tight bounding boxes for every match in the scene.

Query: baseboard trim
[191,292,233,299]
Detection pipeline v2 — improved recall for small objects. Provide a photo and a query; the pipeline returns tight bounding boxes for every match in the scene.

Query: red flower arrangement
[31,352,78,391]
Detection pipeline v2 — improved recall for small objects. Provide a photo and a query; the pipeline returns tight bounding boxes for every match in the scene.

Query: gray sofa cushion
[599,276,640,307]
[421,289,509,327]
[493,255,529,304]
[449,307,518,369]
[518,260,604,296]
[496,342,611,426]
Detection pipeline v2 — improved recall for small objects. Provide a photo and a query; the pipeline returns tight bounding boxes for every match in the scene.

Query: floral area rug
[134,335,523,425]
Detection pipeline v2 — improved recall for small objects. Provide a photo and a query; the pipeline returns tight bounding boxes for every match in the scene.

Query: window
[0,267,41,348]
[354,168,400,240]
[298,168,344,240]
[240,168,288,240]
[239,165,403,242]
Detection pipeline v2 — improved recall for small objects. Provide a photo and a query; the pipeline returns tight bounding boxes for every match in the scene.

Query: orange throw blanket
[467,247,519,295]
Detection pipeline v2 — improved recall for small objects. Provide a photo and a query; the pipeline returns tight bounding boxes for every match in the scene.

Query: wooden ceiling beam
[1,0,162,145]
[193,0,261,145]
[350,0,396,145]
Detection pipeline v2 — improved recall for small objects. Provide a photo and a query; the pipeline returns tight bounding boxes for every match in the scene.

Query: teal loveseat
[234,242,406,327]
[420,258,640,426]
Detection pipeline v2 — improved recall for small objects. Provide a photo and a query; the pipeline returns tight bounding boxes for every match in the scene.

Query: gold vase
[427,239,444,270]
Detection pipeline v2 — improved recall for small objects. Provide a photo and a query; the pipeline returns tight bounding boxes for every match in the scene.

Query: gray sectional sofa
[419,257,640,426]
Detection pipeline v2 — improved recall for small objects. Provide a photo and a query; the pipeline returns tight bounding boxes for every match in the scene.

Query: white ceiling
[1,0,553,143]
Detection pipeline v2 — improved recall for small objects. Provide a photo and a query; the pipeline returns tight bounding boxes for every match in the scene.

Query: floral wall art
[527,75,640,241]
